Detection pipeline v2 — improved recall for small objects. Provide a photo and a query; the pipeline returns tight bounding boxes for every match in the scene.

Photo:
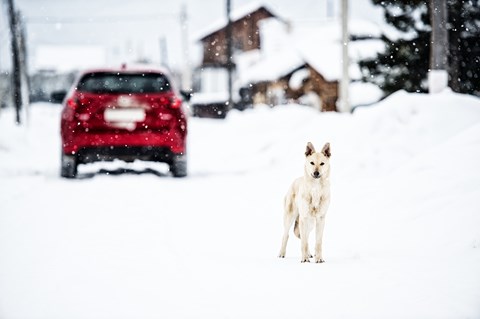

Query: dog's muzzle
[312,171,321,179]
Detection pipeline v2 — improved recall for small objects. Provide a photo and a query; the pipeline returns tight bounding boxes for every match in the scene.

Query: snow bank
[349,81,383,106]
[0,90,479,319]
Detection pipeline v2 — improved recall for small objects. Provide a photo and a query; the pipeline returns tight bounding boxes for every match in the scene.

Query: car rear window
[77,72,171,94]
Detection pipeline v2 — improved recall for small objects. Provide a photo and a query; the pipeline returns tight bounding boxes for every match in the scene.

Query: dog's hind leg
[278,211,296,258]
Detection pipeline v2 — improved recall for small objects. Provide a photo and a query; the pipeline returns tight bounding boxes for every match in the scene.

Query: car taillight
[66,98,78,110]
[170,97,182,109]
[66,96,91,111]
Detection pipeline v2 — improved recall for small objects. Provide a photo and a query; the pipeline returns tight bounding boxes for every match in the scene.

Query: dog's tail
[293,216,300,238]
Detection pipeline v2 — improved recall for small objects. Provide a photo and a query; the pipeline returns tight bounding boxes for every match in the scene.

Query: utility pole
[6,0,23,124]
[339,0,350,112]
[428,0,449,93]
[18,12,30,125]
[326,0,334,19]
[159,36,168,67]
[226,0,233,109]
[180,3,191,91]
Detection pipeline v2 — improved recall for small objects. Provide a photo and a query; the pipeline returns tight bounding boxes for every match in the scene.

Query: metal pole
[326,0,334,19]
[339,0,350,112]
[428,0,449,93]
[226,0,233,109]
[18,13,30,126]
[159,36,168,67]
[6,0,23,124]
[180,3,191,91]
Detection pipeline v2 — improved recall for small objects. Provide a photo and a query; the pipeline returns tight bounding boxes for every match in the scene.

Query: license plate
[104,108,146,122]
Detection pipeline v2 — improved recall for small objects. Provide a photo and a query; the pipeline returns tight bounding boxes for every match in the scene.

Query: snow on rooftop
[33,45,107,72]
[239,18,384,85]
[289,68,310,90]
[239,49,304,86]
[294,20,384,81]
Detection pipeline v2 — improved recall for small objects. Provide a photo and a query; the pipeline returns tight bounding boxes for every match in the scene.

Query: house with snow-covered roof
[192,1,383,116]
[237,18,384,111]
[191,2,285,117]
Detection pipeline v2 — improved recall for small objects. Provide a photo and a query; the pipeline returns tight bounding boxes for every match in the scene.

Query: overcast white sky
[0,0,384,72]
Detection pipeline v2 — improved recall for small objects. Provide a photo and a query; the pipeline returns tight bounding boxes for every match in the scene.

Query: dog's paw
[315,258,325,263]
[278,254,285,258]
[301,258,310,263]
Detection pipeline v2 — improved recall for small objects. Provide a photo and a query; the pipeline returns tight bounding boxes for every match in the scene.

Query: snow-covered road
[1,91,480,318]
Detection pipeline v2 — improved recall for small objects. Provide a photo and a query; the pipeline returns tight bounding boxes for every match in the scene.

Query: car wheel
[61,153,78,178]
[170,154,187,178]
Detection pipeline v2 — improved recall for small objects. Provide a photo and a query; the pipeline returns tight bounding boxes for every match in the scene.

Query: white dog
[278,142,331,263]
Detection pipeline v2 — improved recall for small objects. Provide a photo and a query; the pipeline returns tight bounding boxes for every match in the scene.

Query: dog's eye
[320,162,325,166]
[310,162,314,165]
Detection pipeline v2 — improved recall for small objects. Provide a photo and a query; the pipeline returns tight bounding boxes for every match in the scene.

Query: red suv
[60,65,188,178]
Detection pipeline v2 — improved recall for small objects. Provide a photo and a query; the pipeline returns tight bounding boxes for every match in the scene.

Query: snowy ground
[1,90,480,319]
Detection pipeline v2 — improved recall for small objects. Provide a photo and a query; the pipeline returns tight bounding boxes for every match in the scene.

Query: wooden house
[194,4,382,113]
[198,4,278,67]
[249,64,339,112]
[237,19,384,112]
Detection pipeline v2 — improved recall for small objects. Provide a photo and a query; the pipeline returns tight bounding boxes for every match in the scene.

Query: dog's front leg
[299,217,313,263]
[314,216,326,263]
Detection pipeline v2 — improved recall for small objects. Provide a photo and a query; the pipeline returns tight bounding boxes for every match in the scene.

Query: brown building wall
[307,66,338,112]
[201,8,274,66]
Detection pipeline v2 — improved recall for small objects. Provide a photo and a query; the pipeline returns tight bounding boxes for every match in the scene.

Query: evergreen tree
[359,0,480,96]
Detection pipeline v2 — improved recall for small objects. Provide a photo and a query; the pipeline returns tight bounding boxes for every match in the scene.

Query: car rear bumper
[75,146,179,164]
[62,131,186,155]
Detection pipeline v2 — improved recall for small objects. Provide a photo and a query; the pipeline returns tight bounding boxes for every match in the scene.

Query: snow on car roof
[80,63,171,75]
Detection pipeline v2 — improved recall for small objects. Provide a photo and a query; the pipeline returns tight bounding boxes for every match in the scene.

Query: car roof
[79,63,171,76]
[73,64,179,93]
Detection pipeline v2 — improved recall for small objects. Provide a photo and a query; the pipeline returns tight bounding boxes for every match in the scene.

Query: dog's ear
[321,142,331,158]
[305,142,316,157]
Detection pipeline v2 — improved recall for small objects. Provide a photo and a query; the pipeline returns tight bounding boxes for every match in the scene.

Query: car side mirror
[180,90,192,102]
[51,90,67,104]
